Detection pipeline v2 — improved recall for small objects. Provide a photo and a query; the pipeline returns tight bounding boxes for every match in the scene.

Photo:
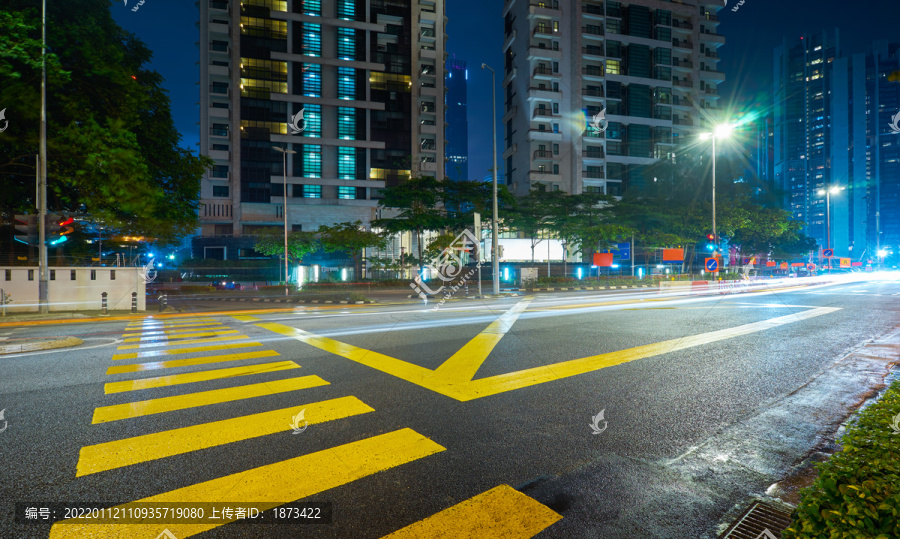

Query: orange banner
[593,252,614,267]
[662,248,684,262]
[766,261,776,267]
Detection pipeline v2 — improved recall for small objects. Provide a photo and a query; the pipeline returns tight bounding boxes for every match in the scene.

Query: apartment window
[301,23,322,56]
[214,224,233,235]
[553,164,559,174]
[337,27,356,60]
[338,147,356,180]
[291,224,303,231]
[211,82,229,94]
[337,67,356,100]
[553,123,559,133]
[212,144,229,151]
[301,144,322,177]
[211,165,229,178]
[553,144,559,155]
[552,21,559,32]
[302,104,322,137]
[213,185,229,197]
[70,270,76,280]
[336,0,355,20]
[211,60,229,67]
[301,63,322,97]
[211,40,228,52]
[211,102,229,109]
[211,123,229,137]
[552,61,559,73]
[552,103,559,114]
[302,185,322,198]
[337,106,356,139]
[50,269,55,281]
[338,186,357,199]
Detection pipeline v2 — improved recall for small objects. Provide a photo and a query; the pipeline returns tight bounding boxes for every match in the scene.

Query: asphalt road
[1,276,899,538]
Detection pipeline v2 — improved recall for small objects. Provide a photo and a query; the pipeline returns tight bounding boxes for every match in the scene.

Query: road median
[0,336,83,355]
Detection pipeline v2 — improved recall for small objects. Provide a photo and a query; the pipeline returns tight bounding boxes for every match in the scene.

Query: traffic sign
[705,258,719,272]
[780,262,789,269]
[823,249,834,257]
[839,257,851,268]
[612,242,630,260]
[807,263,817,271]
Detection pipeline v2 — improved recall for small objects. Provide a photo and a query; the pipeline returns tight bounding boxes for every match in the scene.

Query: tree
[318,221,387,279]
[0,1,211,249]
[504,184,564,262]
[372,176,447,272]
[253,228,319,268]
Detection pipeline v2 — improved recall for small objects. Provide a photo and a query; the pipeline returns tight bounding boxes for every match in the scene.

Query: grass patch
[783,377,900,538]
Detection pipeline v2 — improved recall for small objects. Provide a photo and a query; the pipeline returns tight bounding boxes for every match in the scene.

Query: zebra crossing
[46,314,561,538]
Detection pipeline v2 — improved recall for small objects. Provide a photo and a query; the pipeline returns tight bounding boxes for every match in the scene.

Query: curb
[202,297,375,305]
[406,284,657,298]
[0,336,84,355]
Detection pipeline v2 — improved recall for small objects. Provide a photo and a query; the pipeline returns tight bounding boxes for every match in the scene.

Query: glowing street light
[699,123,735,252]
[817,186,844,252]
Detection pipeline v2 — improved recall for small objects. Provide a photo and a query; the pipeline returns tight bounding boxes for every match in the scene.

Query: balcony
[672,97,694,108]
[528,86,561,100]
[700,68,725,81]
[503,67,517,86]
[502,106,518,123]
[527,170,561,183]
[210,0,228,11]
[671,19,693,31]
[582,26,604,39]
[581,4,603,18]
[701,32,725,45]
[582,87,604,98]
[420,28,436,42]
[209,84,230,96]
[672,58,693,71]
[533,66,560,79]
[672,39,693,50]
[532,25,555,38]
[209,22,229,35]
[503,29,517,51]
[532,108,559,119]
[528,46,561,60]
[582,169,605,179]
[583,148,605,159]
[672,117,694,126]
[528,0,559,19]
[702,86,719,96]
[533,149,555,160]
[673,79,693,88]
[582,66,605,79]
[527,128,562,142]
[582,46,604,58]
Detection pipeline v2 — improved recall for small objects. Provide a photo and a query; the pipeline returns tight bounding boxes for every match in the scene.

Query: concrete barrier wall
[0,267,146,313]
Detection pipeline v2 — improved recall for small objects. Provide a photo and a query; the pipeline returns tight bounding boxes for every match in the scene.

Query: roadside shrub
[348,292,368,302]
[178,286,215,294]
[783,379,900,539]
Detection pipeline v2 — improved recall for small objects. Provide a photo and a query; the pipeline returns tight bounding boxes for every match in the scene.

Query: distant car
[212,281,242,290]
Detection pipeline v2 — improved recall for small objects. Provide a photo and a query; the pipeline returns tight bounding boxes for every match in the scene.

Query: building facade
[773,30,840,254]
[195,0,446,260]
[445,56,469,182]
[501,0,725,197]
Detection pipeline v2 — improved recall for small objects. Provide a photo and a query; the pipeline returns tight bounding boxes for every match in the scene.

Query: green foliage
[252,228,318,265]
[0,1,211,246]
[783,379,900,539]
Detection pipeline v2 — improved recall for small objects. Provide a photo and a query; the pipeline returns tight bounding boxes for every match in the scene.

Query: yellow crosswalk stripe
[77,395,375,476]
[111,341,262,360]
[126,318,216,327]
[57,428,444,537]
[125,321,219,330]
[382,484,561,538]
[123,329,239,343]
[104,361,301,394]
[106,350,280,374]
[121,324,224,337]
[116,335,248,350]
[93,375,327,423]
[232,314,262,322]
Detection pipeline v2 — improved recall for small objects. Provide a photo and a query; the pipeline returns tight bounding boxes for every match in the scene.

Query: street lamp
[816,186,844,254]
[272,146,296,296]
[481,63,500,296]
[699,123,734,253]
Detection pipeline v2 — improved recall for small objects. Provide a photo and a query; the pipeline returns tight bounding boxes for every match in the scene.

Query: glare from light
[713,123,734,139]
[577,267,583,279]
[878,249,888,257]
[341,268,348,282]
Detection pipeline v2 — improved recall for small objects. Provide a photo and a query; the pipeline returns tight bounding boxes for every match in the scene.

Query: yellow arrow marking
[256,303,841,401]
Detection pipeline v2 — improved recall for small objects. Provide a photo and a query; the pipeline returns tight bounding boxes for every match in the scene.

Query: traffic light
[705,234,716,252]
[48,215,73,246]
[14,215,38,245]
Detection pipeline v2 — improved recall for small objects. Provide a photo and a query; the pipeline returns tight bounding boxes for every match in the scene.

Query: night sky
[111,0,900,182]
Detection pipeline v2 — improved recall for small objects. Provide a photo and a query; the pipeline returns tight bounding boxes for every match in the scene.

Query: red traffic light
[706,234,715,241]
[59,217,74,227]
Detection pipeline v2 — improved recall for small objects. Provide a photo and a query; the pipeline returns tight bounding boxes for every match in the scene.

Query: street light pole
[711,136,717,247]
[825,190,831,251]
[273,146,296,297]
[38,0,48,313]
[482,63,500,296]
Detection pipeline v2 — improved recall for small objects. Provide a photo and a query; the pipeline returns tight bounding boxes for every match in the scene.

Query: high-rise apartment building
[194,0,446,260]
[501,0,725,197]
[773,30,840,253]
[831,40,900,262]
[445,57,469,182]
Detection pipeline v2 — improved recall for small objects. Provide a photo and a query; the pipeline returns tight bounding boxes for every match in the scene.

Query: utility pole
[482,63,500,296]
[38,0,49,313]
